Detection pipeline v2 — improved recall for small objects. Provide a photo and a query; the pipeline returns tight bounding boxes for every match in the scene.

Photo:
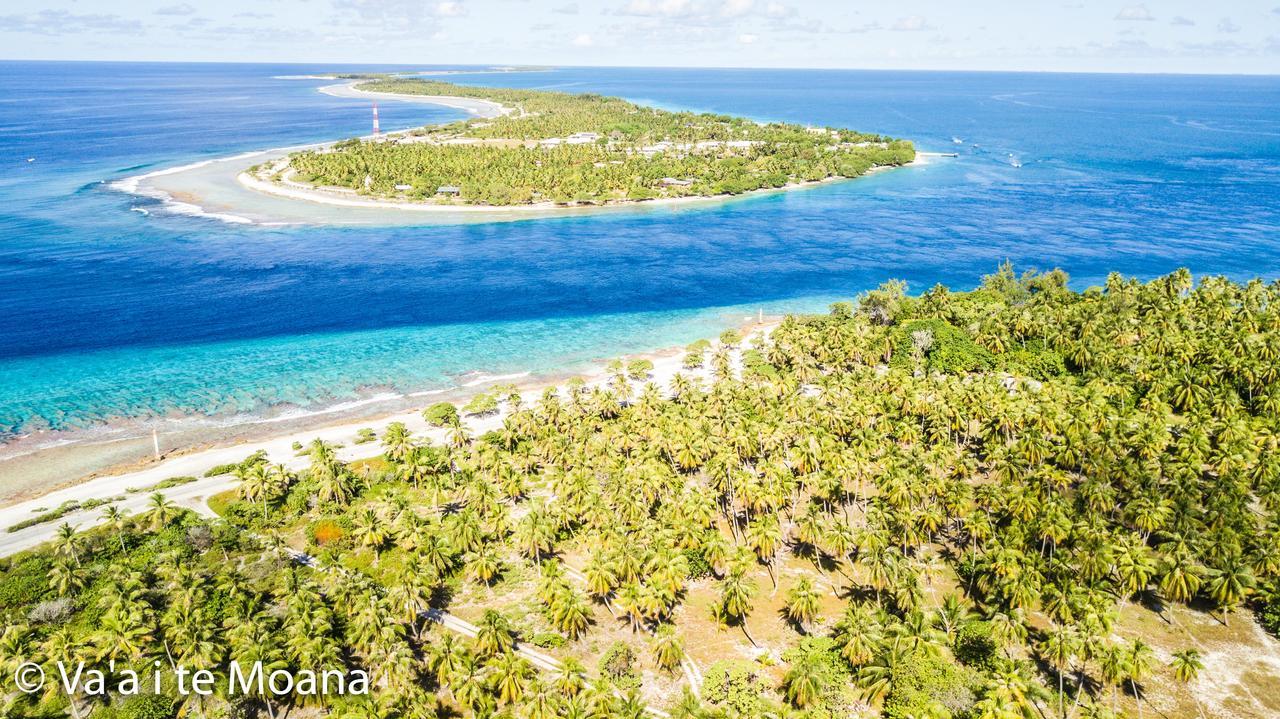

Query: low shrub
[0,554,52,609]
[423,402,459,427]
[462,393,499,417]
[598,641,640,690]
[118,693,176,719]
[702,660,765,717]
[308,517,349,547]
[204,450,267,478]
[890,318,995,375]
[953,621,1000,670]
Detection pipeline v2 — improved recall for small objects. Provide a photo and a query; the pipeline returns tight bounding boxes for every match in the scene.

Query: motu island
[242,78,916,209]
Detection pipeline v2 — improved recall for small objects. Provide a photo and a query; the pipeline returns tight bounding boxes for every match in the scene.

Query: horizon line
[2,57,1277,79]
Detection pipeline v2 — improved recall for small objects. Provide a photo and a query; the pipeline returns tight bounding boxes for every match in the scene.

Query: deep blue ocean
[1,61,1278,439]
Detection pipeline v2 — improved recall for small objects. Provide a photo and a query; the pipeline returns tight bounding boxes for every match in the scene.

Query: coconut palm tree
[53,523,80,566]
[784,576,821,632]
[782,654,824,708]
[1170,648,1204,718]
[1038,624,1080,719]
[146,492,178,530]
[549,587,592,640]
[1126,639,1155,719]
[489,650,532,706]
[101,505,129,552]
[475,610,515,658]
[717,568,757,646]
[651,624,684,673]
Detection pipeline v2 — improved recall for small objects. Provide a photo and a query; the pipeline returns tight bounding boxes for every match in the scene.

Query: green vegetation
[423,401,460,427]
[278,79,915,206]
[202,449,267,478]
[462,392,499,416]
[6,497,121,533]
[149,475,197,490]
[2,267,1279,719]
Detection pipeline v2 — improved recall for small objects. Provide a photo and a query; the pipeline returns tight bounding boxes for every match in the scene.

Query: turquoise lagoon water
[1,62,1278,439]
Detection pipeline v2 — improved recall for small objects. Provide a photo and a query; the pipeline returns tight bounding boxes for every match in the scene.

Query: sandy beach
[0,322,774,558]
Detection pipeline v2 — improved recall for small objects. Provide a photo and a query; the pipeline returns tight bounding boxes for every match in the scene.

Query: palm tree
[552,656,588,697]
[381,421,414,464]
[101,505,129,552]
[53,523,80,566]
[784,576,821,632]
[1204,558,1256,626]
[146,492,178,530]
[717,569,757,646]
[49,558,83,596]
[426,633,467,690]
[489,650,532,706]
[237,462,277,521]
[549,587,592,640]
[1170,648,1204,718]
[1126,639,1155,719]
[782,654,824,708]
[351,506,388,565]
[468,546,502,586]
[1038,624,1079,719]
[475,610,515,658]
[651,625,684,673]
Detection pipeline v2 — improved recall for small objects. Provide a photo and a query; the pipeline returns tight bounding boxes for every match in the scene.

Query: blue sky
[3,1,1278,73]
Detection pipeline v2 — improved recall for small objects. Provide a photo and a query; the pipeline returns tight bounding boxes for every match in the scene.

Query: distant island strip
[238,79,916,211]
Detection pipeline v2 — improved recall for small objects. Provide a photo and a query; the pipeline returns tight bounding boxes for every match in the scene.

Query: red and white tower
[372,103,380,136]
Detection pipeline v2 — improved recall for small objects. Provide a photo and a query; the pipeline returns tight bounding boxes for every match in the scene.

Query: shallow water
[2,62,1278,442]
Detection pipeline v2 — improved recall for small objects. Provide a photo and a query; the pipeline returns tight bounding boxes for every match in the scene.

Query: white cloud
[721,0,754,18]
[434,1,467,17]
[155,3,196,16]
[1170,16,1195,27]
[571,32,594,46]
[890,15,930,32]
[1217,17,1240,33]
[1115,5,1155,22]
[332,0,440,28]
[738,32,758,43]
[0,9,143,35]
[553,2,579,13]
[618,0,699,18]
[764,2,791,18]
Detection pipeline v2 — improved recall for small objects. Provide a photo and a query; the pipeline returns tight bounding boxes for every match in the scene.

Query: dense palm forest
[278,79,915,205]
[3,267,1280,719]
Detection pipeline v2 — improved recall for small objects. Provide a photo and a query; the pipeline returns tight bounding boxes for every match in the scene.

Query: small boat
[26,158,35,163]
[952,136,963,144]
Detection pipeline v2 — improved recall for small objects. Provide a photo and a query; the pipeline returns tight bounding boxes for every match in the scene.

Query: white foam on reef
[248,392,406,425]
[109,152,265,225]
[459,371,532,387]
[406,388,451,398]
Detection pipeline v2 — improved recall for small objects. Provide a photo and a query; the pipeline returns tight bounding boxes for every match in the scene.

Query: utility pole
[152,428,161,460]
